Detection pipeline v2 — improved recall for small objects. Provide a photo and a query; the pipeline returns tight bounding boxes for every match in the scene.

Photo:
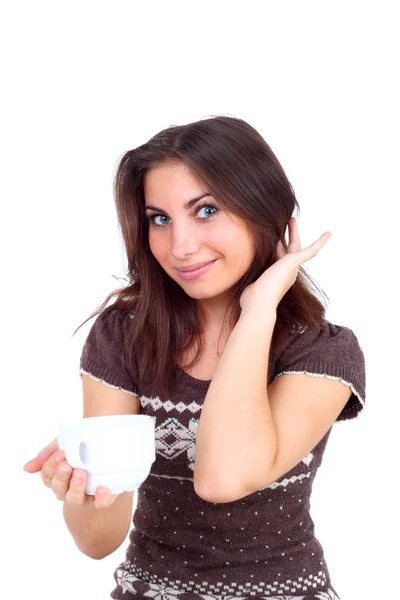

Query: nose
[170,222,200,259]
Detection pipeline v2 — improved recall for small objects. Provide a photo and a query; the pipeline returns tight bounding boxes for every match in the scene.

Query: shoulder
[79,303,134,362]
[79,303,138,395]
[90,304,132,337]
[279,319,364,362]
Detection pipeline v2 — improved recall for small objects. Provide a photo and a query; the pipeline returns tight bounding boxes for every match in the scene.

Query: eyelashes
[147,202,220,228]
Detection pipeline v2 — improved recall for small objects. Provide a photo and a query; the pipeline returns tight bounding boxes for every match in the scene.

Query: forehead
[144,161,204,201]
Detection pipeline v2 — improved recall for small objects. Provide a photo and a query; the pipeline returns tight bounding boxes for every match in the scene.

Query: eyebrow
[144,192,213,214]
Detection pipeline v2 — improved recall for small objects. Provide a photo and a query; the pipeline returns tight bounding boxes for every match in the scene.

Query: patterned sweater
[79,305,366,600]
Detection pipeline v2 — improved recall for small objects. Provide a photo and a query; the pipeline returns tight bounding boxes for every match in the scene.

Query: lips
[176,260,214,273]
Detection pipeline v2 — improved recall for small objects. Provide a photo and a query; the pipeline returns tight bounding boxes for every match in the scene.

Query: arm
[193,308,353,506]
[193,308,278,503]
[63,488,134,560]
[194,218,334,504]
[62,374,140,559]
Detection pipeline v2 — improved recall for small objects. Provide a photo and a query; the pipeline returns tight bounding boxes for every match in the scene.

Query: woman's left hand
[239,217,332,313]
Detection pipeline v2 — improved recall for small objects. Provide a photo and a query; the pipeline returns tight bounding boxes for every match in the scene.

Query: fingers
[24,437,59,473]
[287,217,301,252]
[50,458,116,508]
[52,460,74,500]
[63,468,88,505]
[92,487,120,509]
[286,217,331,263]
[301,231,332,263]
[40,449,66,488]
[310,231,332,252]
[32,441,120,508]
[65,478,117,509]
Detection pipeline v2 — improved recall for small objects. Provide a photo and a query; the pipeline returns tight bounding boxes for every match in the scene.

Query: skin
[24,161,257,503]
[239,216,331,313]
[22,160,254,506]
[24,440,113,509]
[144,160,257,330]
[24,161,330,507]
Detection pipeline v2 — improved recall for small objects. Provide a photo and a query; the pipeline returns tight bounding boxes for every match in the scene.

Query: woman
[24,115,366,600]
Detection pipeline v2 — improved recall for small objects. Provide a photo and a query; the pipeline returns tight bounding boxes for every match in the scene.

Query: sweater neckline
[175,363,212,387]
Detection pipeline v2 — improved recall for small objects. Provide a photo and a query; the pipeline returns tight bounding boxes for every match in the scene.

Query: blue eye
[147,202,219,228]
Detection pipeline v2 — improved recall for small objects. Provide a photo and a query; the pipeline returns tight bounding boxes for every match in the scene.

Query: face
[144,161,256,320]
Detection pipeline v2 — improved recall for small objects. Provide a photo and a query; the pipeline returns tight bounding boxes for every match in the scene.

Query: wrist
[240,303,277,323]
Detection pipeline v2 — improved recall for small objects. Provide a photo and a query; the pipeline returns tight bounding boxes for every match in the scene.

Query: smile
[176,260,216,280]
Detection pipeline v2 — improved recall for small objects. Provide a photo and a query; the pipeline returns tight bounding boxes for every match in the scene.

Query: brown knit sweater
[79,305,366,600]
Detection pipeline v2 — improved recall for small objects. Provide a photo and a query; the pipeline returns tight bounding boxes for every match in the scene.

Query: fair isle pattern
[315,593,340,600]
[82,370,341,599]
[258,454,313,490]
[75,378,320,489]
[113,389,338,600]
[154,416,197,463]
[141,394,203,415]
[144,403,316,483]
[154,416,196,473]
[115,560,339,598]
[78,310,366,600]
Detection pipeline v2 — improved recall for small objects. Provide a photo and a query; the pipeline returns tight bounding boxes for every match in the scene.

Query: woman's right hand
[23,437,121,509]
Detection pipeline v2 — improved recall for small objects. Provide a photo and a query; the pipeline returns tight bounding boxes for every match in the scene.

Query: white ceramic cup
[57,414,156,495]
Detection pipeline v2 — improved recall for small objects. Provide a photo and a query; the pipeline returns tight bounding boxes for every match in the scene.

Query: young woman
[24,115,366,600]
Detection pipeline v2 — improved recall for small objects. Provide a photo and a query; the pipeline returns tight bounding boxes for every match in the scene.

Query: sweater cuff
[273,361,365,422]
[79,358,139,397]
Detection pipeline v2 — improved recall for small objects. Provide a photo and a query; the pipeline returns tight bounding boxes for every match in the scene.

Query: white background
[2,1,398,599]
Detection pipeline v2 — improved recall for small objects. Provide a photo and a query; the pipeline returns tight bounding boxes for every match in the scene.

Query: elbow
[78,541,123,561]
[194,477,222,503]
[194,480,216,503]
[87,552,107,561]
[194,479,256,504]
[78,545,110,560]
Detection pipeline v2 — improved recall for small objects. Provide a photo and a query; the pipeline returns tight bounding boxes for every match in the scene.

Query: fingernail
[97,487,109,500]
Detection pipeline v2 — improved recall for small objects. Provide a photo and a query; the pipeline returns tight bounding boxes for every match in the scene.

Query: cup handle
[64,438,87,470]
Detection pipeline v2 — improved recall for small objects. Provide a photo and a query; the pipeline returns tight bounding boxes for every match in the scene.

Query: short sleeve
[273,321,366,422]
[79,305,139,397]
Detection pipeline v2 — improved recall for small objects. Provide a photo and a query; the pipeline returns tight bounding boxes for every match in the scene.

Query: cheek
[209,227,238,248]
[148,234,164,260]
[212,228,253,261]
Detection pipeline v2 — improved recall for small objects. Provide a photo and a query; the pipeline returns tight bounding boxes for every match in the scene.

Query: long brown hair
[73,115,329,397]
